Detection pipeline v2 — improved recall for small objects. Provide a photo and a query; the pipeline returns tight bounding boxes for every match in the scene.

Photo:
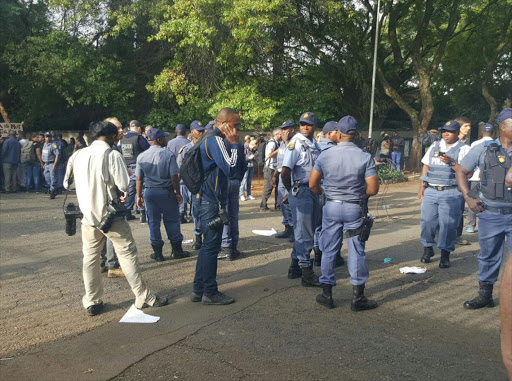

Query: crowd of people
[2,107,511,376]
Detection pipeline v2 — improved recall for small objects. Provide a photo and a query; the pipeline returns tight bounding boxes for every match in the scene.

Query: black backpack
[180,130,219,194]
[255,140,268,166]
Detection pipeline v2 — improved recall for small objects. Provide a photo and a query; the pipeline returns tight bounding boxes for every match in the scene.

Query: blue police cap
[299,112,317,126]
[130,120,142,128]
[482,123,495,133]
[190,120,205,131]
[279,120,296,129]
[497,108,512,124]
[441,120,460,132]
[337,115,358,135]
[205,120,215,131]
[44,132,51,137]
[146,128,169,141]
[175,124,186,133]
[322,121,339,134]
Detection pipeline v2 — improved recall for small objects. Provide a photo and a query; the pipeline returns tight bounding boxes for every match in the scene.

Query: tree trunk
[0,101,10,123]
[482,81,498,124]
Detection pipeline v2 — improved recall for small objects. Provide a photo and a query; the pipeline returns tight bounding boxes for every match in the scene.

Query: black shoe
[259,206,270,212]
[288,259,302,279]
[140,211,147,223]
[125,211,136,221]
[150,243,165,262]
[439,250,450,268]
[180,212,188,223]
[335,251,345,267]
[316,284,334,309]
[226,246,241,261]
[275,204,281,211]
[49,190,56,200]
[288,234,295,243]
[463,283,494,309]
[313,247,322,267]
[143,295,168,308]
[301,265,321,287]
[87,302,104,316]
[202,291,235,305]
[420,246,435,263]
[275,225,293,239]
[190,292,202,302]
[193,235,202,250]
[171,240,191,259]
[135,210,141,214]
[351,284,378,311]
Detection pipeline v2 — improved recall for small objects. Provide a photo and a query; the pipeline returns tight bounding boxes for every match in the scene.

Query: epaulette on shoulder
[178,146,184,154]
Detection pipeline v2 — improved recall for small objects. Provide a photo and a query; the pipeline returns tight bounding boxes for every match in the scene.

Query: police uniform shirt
[276,141,286,173]
[460,138,512,208]
[177,141,194,168]
[468,136,494,182]
[135,145,179,189]
[317,137,336,152]
[167,136,190,158]
[421,139,470,186]
[282,133,321,184]
[314,142,376,202]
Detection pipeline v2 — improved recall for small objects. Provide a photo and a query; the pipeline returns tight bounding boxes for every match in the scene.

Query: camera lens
[65,216,76,236]
[207,216,223,230]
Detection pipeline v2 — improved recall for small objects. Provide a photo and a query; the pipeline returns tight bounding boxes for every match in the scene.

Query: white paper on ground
[182,239,194,244]
[119,304,160,323]
[252,228,277,236]
[399,266,427,274]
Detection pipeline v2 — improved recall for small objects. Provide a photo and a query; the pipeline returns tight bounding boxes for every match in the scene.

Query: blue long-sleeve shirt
[200,128,239,205]
[1,136,21,164]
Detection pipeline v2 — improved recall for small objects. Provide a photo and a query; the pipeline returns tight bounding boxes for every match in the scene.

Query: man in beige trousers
[64,121,167,316]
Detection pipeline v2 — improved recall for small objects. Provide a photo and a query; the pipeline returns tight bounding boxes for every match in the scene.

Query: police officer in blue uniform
[220,130,247,261]
[135,128,190,261]
[167,124,191,222]
[418,120,470,267]
[192,108,240,305]
[310,116,379,310]
[456,108,512,309]
[313,122,345,268]
[42,132,61,199]
[120,120,150,220]
[273,120,296,242]
[281,112,322,287]
[177,121,206,250]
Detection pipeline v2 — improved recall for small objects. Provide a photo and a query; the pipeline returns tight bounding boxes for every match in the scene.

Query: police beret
[337,115,358,135]
[299,112,317,126]
[322,121,338,134]
[279,120,296,129]
[146,128,169,141]
[190,120,205,131]
[497,108,512,124]
[175,124,186,132]
[441,120,460,132]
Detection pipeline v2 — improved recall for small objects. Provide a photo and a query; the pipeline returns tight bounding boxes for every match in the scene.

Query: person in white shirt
[64,121,167,316]
[259,129,281,211]
[464,123,495,233]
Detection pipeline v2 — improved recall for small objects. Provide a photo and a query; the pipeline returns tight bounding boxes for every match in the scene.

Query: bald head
[104,117,122,129]
[216,108,239,123]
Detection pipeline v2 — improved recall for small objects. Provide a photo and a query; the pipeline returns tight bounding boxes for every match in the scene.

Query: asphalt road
[0,180,508,380]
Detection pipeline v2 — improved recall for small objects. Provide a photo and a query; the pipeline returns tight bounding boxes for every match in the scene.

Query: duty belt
[45,161,54,164]
[484,205,512,215]
[326,198,362,205]
[428,185,458,191]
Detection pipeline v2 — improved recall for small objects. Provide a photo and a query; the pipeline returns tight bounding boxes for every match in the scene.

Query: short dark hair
[89,121,118,138]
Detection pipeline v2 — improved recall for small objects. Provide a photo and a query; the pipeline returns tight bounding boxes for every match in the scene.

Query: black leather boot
[287,259,302,279]
[288,228,295,243]
[316,284,334,309]
[420,246,435,263]
[171,240,191,259]
[49,190,56,199]
[140,210,147,223]
[226,245,241,261]
[351,284,378,311]
[335,251,345,267]
[193,235,202,250]
[463,282,494,309]
[439,250,450,268]
[150,243,165,262]
[275,225,293,239]
[301,265,321,287]
[180,212,188,224]
[313,247,322,267]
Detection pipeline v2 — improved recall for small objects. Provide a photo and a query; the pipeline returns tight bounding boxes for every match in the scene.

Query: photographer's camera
[207,209,230,230]
[64,203,83,236]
